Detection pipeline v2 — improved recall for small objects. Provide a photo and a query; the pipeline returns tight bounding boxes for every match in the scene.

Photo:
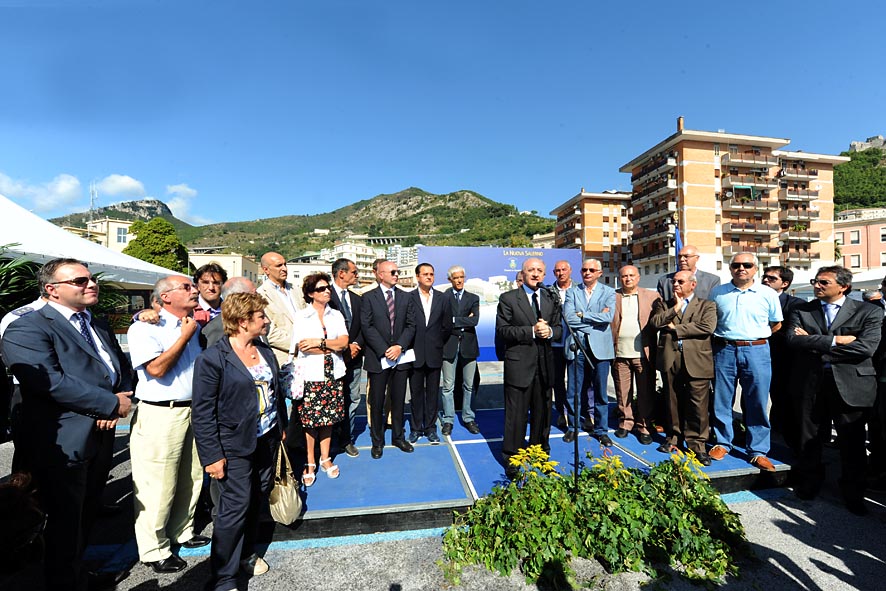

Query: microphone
[542,284,561,305]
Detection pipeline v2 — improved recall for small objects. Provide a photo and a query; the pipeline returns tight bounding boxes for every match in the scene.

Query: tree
[123,218,189,272]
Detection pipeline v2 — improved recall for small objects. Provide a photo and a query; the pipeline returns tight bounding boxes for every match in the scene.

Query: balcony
[778,208,820,222]
[721,198,779,213]
[721,152,780,168]
[722,222,780,235]
[633,177,678,204]
[632,223,675,243]
[632,246,671,262]
[632,200,678,223]
[780,251,821,263]
[778,188,819,201]
[723,245,780,257]
[778,167,819,180]
[631,154,677,185]
[779,230,821,242]
[721,174,780,190]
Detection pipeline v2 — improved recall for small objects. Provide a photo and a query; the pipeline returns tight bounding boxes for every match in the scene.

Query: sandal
[302,464,316,487]
[319,457,340,479]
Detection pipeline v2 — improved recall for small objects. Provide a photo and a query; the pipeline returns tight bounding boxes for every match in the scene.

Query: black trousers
[368,368,408,446]
[502,372,552,464]
[209,431,278,591]
[796,370,870,499]
[409,365,441,435]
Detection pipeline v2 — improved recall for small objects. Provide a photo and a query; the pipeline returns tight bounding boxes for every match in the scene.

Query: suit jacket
[611,287,661,362]
[563,282,616,361]
[1,306,132,464]
[785,297,883,407]
[495,287,562,389]
[650,296,717,379]
[770,291,805,355]
[657,269,721,301]
[202,315,224,348]
[409,288,453,369]
[256,279,298,365]
[328,285,365,369]
[192,337,287,467]
[442,287,480,361]
[360,285,416,373]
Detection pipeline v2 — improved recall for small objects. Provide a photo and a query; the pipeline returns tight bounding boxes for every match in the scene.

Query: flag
[674,223,684,254]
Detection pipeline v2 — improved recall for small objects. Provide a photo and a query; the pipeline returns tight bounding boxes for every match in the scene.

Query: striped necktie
[386,288,395,333]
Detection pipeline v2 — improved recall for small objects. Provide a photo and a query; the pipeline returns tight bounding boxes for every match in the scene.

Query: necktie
[825,303,839,329]
[75,312,99,352]
[532,291,541,320]
[386,289,395,333]
[681,299,689,314]
[455,291,461,304]
[340,290,352,327]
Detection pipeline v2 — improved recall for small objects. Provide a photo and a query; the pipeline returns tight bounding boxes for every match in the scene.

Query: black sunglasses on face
[730,262,755,269]
[762,275,780,282]
[810,278,833,286]
[313,285,331,293]
[52,276,95,287]
[389,270,400,275]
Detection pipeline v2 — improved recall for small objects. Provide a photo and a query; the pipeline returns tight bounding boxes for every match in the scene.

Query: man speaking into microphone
[495,258,562,479]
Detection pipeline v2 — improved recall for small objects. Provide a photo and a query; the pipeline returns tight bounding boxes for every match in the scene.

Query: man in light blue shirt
[709,253,782,471]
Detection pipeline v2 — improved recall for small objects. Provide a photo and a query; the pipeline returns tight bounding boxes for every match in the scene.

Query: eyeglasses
[678,254,699,259]
[164,283,194,293]
[810,278,834,286]
[670,279,691,285]
[761,275,780,282]
[730,262,755,270]
[52,276,95,287]
[388,270,400,276]
[313,285,331,293]
[581,268,600,273]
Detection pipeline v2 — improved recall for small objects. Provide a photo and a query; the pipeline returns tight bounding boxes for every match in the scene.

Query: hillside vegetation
[834,147,886,210]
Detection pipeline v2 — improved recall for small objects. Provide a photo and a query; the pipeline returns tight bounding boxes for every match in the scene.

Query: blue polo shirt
[710,281,783,340]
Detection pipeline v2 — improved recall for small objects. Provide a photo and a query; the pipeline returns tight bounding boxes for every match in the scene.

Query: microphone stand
[545,285,594,497]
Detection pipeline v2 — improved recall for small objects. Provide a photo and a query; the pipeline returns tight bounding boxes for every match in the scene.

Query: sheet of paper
[380,348,416,369]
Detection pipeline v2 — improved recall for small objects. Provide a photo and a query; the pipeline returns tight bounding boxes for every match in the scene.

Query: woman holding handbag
[290,272,348,486]
[192,293,288,588]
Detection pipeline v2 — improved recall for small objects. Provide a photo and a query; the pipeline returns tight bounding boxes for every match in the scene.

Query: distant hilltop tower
[849,135,885,152]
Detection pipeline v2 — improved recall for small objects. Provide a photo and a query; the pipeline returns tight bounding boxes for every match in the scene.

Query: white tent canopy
[1,194,179,288]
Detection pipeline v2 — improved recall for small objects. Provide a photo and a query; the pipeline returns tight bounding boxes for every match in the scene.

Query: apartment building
[63,218,135,253]
[834,208,886,272]
[618,118,848,285]
[549,189,632,285]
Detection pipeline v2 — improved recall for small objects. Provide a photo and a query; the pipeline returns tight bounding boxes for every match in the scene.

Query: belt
[714,337,768,347]
[139,399,192,408]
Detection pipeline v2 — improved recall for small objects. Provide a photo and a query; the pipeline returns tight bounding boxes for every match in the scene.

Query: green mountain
[52,188,554,259]
[834,147,886,210]
[49,199,193,235]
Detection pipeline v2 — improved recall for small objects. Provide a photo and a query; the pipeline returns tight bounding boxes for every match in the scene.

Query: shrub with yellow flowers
[441,446,746,587]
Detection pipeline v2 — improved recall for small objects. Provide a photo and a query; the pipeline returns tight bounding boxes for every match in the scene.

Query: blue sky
[1,1,884,225]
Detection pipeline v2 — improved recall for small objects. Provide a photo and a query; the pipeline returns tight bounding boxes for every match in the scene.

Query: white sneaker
[240,555,269,576]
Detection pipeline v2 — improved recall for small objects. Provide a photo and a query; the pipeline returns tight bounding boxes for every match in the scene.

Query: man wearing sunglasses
[127,275,207,573]
[2,258,133,590]
[656,245,721,302]
[785,266,882,515]
[709,253,782,472]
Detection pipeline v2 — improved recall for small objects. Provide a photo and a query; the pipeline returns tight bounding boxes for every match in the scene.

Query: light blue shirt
[710,281,783,340]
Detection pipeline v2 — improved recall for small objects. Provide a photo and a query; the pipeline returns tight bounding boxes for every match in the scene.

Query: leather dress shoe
[709,445,729,461]
[750,455,776,472]
[342,443,360,457]
[88,569,129,590]
[556,415,568,430]
[696,453,712,466]
[393,439,414,453]
[637,433,653,445]
[657,442,675,454]
[581,418,594,432]
[182,534,211,548]
[464,421,481,435]
[441,423,453,436]
[597,434,613,447]
[427,431,440,444]
[371,445,383,459]
[614,428,629,438]
[408,431,421,444]
[145,555,187,574]
[563,430,576,443]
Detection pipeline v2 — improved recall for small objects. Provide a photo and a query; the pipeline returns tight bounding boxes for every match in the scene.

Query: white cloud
[165,183,212,225]
[96,174,146,198]
[0,171,83,211]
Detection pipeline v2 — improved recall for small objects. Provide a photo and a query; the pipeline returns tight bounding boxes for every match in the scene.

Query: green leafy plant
[441,446,746,587]
[0,245,41,317]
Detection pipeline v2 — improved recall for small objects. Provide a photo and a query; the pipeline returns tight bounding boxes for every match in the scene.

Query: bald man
[657,245,721,301]
[255,252,304,366]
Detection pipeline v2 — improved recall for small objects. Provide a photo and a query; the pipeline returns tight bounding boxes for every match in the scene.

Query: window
[881,227,886,242]
[881,252,886,267]
[116,227,128,243]
[713,144,720,156]
[850,230,860,245]
[850,254,861,268]
[835,232,844,246]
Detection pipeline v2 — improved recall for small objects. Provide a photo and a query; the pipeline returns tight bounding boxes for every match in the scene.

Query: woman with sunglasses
[290,272,348,485]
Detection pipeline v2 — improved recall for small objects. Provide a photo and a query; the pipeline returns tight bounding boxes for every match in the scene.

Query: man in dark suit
[786,265,883,515]
[328,258,364,457]
[361,260,416,458]
[495,258,562,478]
[1,258,133,591]
[761,265,804,449]
[441,265,481,436]
[407,263,453,444]
[657,245,721,301]
[650,270,717,465]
